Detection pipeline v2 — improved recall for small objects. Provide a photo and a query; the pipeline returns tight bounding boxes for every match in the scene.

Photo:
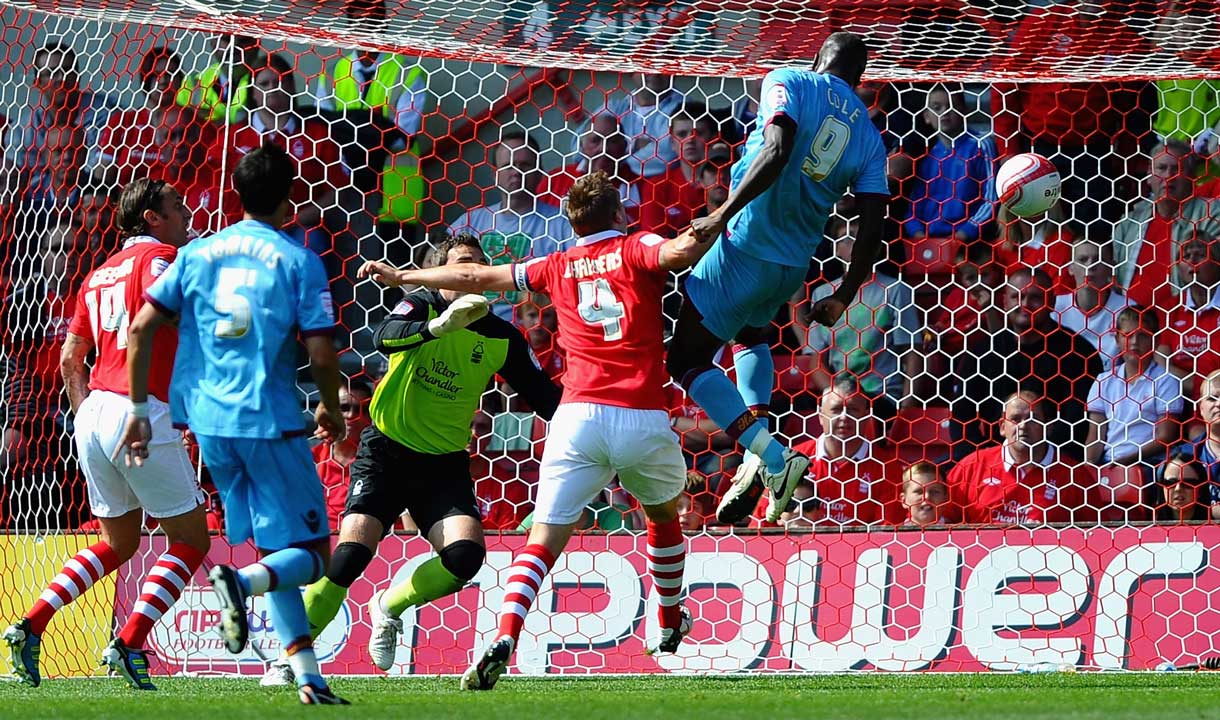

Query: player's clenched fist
[428,294,489,336]
[689,212,727,244]
[809,294,848,328]
[314,402,347,444]
[357,260,405,287]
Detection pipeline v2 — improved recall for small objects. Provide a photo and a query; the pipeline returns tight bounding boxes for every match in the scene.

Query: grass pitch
[3,674,1220,720]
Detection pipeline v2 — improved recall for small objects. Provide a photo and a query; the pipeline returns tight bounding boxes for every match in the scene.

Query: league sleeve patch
[149,257,170,277]
[766,83,789,111]
[638,232,665,247]
[391,299,414,316]
[527,344,542,370]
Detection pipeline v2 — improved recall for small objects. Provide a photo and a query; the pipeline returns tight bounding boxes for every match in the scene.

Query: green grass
[3,674,1220,720]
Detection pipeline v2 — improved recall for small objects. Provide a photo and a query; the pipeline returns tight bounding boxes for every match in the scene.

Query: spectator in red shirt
[948,391,1083,526]
[1151,446,1211,523]
[312,379,373,530]
[1,222,83,529]
[639,106,707,237]
[696,146,734,218]
[1158,232,1220,391]
[777,480,818,531]
[787,376,891,528]
[899,461,951,527]
[1114,141,1220,308]
[228,53,345,271]
[540,113,642,227]
[992,200,1076,295]
[990,1,1148,234]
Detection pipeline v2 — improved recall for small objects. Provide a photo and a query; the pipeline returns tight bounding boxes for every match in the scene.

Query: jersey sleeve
[296,251,336,337]
[759,69,801,128]
[851,128,890,196]
[67,285,91,339]
[374,291,437,353]
[140,246,177,293]
[624,232,665,272]
[498,325,563,421]
[514,255,552,294]
[144,252,186,317]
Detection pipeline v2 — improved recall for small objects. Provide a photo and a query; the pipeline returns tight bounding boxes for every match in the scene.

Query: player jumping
[119,143,350,705]
[359,171,709,690]
[260,233,561,686]
[4,179,210,691]
[665,32,891,523]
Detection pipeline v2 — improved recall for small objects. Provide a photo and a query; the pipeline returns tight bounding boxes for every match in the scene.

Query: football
[996,153,1062,218]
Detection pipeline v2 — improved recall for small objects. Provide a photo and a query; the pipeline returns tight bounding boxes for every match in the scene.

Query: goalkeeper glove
[427,294,489,337]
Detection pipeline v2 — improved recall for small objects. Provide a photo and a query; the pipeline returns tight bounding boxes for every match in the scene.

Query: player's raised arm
[690,120,795,244]
[359,258,517,293]
[658,228,714,271]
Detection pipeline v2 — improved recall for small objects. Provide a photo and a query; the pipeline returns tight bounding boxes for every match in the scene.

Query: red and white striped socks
[496,544,557,643]
[647,519,686,629]
[118,543,205,649]
[25,541,122,636]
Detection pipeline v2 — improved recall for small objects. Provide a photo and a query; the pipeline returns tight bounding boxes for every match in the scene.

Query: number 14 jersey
[514,229,668,411]
[68,237,180,402]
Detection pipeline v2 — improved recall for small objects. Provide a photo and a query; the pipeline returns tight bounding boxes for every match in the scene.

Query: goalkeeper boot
[3,619,41,687]
[460,636,514,691]
[715,451,764,524]
[299,683,350,705]
[367,590,404,672]
[207,565,249,654]
[762,448,811,523]
[646,606,693,656]
[259,657,295,687]
[101,638,156,691]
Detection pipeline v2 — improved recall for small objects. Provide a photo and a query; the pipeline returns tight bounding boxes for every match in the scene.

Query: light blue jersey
[145,219,335,439]
[726,68,888,267]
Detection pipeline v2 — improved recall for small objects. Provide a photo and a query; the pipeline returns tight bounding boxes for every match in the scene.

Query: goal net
[2,0,1220,678]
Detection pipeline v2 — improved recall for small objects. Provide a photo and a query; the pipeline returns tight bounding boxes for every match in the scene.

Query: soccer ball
[996,153,1062,218]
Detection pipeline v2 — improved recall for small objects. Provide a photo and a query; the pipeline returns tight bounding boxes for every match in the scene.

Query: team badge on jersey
[391,299,414,316]
[150,257,171,277]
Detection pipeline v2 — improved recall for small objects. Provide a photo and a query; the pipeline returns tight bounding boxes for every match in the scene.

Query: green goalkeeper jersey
[370,288,560,454]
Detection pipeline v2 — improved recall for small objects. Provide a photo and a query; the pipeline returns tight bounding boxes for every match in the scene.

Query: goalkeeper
[264,233,561,684]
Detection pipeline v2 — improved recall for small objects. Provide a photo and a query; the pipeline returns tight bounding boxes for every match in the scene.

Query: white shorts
[74,390,205,519]
[532,403,687,525]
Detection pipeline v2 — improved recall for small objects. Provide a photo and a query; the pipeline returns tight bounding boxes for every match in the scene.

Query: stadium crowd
[4,5,1220,534]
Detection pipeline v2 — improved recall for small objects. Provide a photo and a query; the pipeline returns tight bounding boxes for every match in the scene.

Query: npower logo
[150,585,352,665]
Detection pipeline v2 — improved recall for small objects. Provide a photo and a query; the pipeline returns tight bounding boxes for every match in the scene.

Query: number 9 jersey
[513,229,669,411]
[67,236,180,402]
[726,68,888,267]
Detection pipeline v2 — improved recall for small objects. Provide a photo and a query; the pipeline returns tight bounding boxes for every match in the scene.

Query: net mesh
[2,0,1220,678]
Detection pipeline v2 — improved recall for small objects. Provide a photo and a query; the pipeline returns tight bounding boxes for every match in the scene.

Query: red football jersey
[515,229,668,410]
[946,445,1074,525]
[793,437,892,527]
[1162,302,1220,381]
[67,238,180,402]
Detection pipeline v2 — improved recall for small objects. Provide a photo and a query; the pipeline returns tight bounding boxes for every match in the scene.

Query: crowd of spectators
[6,14,1220,534]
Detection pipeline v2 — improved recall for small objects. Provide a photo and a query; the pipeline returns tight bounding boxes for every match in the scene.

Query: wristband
[130,401,149,419]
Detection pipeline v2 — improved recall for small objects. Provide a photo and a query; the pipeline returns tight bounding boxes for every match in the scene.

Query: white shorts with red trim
[74,390,205,519]
[532,402,686,526]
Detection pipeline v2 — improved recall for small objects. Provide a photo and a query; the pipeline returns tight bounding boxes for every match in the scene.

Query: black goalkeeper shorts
[345,425,480,536]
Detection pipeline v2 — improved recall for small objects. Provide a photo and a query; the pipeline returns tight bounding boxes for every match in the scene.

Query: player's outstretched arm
[659,228,714,271]
[306,334,346,445]
[689,119,795,243]
[810,191,888,328]
[358,260,517,293]
[60,332,94,415]
[119,303,171,467]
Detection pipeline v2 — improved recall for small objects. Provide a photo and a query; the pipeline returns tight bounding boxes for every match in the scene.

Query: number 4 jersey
[68,236,180,402]
[513,229,669,411]
[727,68,888,267]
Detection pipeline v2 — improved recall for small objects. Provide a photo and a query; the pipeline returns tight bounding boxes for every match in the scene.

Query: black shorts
[346,425,480,536]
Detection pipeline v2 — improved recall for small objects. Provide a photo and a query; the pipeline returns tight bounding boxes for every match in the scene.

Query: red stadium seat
[774,353,815,395]
[903,234,960,278]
